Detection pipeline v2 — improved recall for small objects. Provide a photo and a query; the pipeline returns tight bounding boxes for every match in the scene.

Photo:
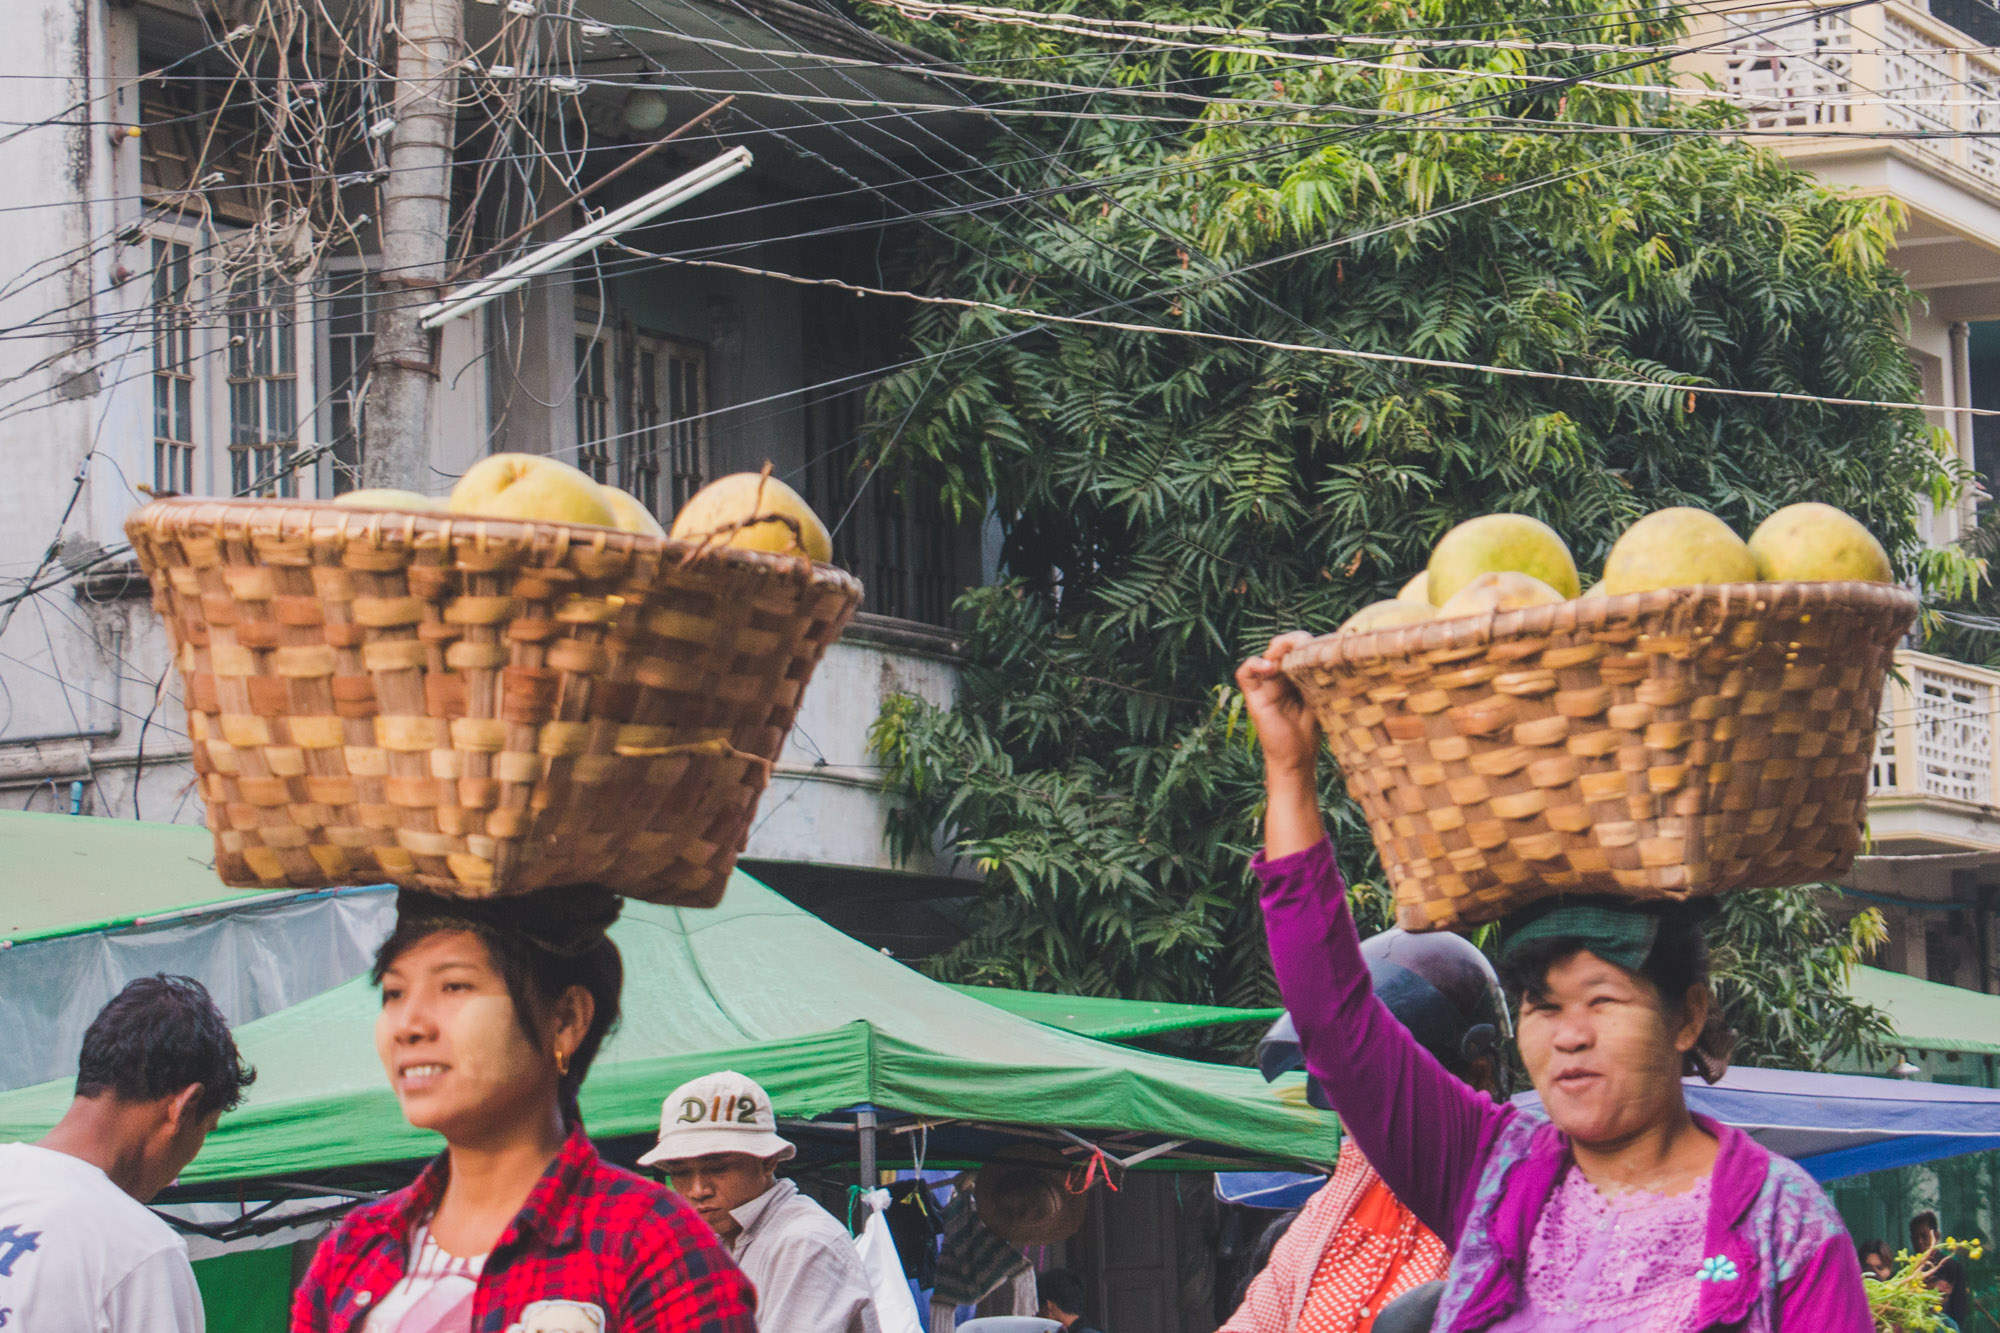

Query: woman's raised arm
[1237,634,1515,1246]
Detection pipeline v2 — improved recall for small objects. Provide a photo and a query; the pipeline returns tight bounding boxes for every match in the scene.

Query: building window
[227,272,298,496]
[628,336,707,520]
[150,239,195,494]
[802,383,961,626]
[574,330,611,482]
[323,272,373,494]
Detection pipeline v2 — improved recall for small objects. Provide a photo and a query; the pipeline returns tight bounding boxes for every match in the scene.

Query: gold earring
[555,1048,571,1077]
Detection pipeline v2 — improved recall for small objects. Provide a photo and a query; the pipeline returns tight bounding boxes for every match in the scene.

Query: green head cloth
[1498,896,1718,973]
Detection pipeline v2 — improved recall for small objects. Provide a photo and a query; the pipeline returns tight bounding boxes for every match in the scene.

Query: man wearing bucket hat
[640,1072,882,1333]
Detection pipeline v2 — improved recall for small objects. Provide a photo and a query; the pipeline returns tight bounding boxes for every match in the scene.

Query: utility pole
[363,0,462,489]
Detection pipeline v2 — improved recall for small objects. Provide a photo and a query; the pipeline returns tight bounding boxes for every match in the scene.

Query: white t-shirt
[361,1222,486,1333]
[0,1142,204,1333]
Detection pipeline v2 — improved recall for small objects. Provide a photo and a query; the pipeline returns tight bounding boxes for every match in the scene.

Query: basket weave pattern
[127,498,862,904]
[1284,581,1917,932]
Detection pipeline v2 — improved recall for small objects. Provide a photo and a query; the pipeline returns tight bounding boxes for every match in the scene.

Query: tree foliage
[857,0,1945,1064]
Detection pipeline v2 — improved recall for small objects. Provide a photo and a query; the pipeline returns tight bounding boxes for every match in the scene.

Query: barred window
[627,335,707,521]
[150,239,196,494]
[574,330,611,483]
[227,272,298,497]
[802,383,961,627]
[323,272,373,494]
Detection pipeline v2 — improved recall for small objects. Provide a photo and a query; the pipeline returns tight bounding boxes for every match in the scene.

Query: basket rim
[1287,579,1919,676]
[124,495,862,596]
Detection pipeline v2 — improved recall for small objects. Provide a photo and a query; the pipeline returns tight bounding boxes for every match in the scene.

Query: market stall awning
[1849,965,2000,1056]
[0,871,1338,1191]
[0,811,394,1095]
[0,810,242,944]
[951,986,1282,1040]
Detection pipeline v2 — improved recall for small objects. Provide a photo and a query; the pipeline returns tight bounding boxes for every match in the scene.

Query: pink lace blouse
[1485,1167,1712,1333]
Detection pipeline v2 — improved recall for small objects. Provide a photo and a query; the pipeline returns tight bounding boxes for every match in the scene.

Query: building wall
[0,0,980,895]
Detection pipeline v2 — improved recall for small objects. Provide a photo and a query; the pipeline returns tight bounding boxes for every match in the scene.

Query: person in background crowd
[1857,1240,1894,1282]
[1911,1211,1970,1329]
[1223,929,1511,1333]
[1036,1269,1105,1333]
[0,974,254,1333]
[292,888,756,1333]
[1238,632,1872,1332]
[642,1070,881,1333]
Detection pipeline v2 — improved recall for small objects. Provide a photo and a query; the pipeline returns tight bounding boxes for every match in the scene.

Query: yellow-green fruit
[1396,572,1432,606]
[1426,514,1580,605]
[331,488,440,511]
[1600,507,1756,595]
[449,453,616,527]
[1576,581,1604,598]
[1747,502,1892,584]
[599,484,668,538]
[1435,571,1566,620]
[1339,599,1436,635]
[670,472,833,563]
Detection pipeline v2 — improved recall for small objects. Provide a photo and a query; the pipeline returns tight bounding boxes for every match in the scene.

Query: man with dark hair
[1911,1210,1970,1329]
[1037,1268,1104,1333]
[0,974,253,1331]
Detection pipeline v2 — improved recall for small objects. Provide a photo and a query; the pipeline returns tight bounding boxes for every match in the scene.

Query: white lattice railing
[1873,650,2000,808]
[1685,2,2000,190]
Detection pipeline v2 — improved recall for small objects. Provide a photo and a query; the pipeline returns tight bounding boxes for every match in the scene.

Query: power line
[631,248,2000,417]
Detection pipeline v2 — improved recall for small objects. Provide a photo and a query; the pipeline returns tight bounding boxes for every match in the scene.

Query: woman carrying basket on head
[1236,632,1871,1333]
[292,887,757,1333]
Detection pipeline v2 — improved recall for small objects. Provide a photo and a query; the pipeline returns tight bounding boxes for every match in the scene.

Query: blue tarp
[1218,1064,2000,1205]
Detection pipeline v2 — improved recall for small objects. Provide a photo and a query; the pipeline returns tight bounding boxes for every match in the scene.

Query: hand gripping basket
[1283,581,1918,932]
[126,498,863,905]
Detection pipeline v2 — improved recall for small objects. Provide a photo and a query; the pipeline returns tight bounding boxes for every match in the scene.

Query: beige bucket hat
[637,1070,797,1167]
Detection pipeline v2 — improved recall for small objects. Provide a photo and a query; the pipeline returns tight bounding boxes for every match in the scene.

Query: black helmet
[1258,928,1510,1105]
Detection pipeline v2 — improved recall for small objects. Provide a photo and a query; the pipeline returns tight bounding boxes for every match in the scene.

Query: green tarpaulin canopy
[1850,965,2000,1057]
[0,870,1336,1188]
[951,986,1282,1040]
[0,810,239,944]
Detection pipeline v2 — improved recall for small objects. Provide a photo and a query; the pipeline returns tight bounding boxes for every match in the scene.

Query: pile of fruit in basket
[334,453,832,562]
[1338,501,1894,635]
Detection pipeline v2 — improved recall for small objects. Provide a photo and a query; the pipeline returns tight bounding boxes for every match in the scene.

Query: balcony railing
[1679,2,2000,190]
[1872,649,2000,809]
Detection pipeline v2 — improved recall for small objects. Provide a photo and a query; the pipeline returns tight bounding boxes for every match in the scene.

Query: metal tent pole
[857,1108,878,1191]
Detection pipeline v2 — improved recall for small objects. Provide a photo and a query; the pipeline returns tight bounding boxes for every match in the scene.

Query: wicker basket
[126,497,863,905]
[1283,581,1917,932]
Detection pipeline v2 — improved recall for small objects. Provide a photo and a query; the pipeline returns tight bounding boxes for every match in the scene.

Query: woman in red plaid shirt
[293,887,758,1333]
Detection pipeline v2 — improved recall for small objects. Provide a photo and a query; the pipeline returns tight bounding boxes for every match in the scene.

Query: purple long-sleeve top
[1256,837,1872,1333]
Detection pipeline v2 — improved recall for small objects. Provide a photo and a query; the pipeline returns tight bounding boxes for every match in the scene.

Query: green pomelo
[1601,508,1756,595]
[1339,598,1437,635]
[1426,514,1580,605]
[1435,571,1566,620]
[1747,503,1892,584]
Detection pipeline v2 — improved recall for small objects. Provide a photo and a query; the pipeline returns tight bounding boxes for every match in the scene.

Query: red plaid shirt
[292,1123,757,1333]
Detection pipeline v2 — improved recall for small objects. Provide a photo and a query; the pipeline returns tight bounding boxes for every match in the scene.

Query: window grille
[626,336,707,520]
[802,383,960,626]
[150,239,196,494]
[324,273,373,494]
[227,272,298,497]
[574,331,611,482]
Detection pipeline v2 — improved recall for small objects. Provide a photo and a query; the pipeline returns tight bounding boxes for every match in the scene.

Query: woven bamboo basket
[1283,581,1917,932]
[126,497,863,905]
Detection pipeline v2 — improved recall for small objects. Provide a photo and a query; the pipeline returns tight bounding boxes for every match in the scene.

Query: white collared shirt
[727,1180,882,1333]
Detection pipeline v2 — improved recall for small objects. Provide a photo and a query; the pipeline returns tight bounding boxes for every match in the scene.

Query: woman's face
[1516,949,1704,1149]
[376,930,575,1144]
